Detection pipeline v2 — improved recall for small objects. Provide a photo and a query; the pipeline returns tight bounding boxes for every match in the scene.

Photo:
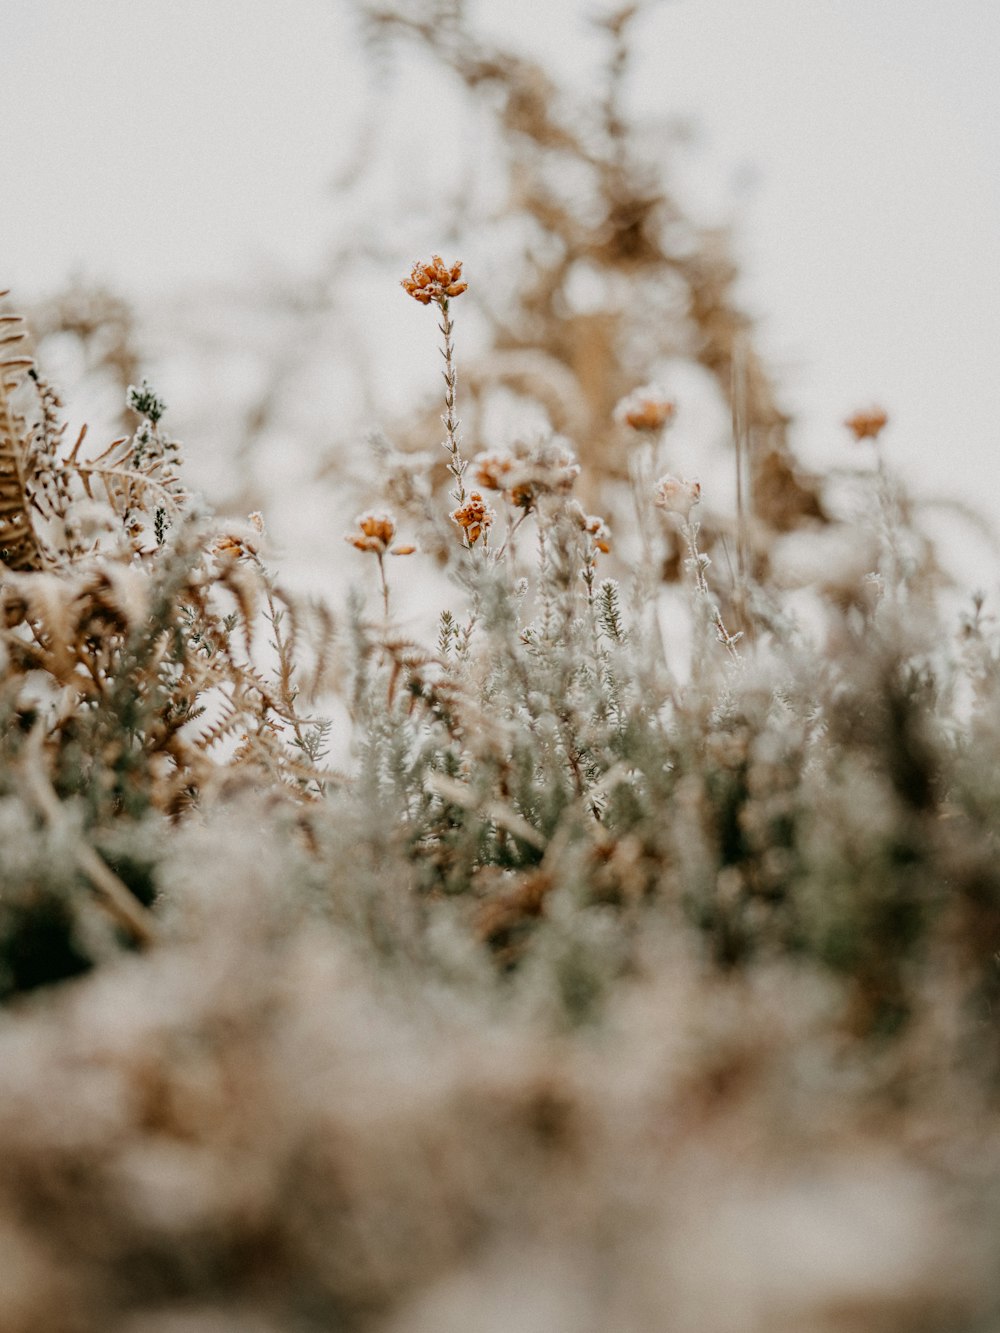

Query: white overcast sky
[4,0,1000,525]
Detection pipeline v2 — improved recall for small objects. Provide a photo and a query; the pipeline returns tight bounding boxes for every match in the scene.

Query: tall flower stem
[401,257,471,546]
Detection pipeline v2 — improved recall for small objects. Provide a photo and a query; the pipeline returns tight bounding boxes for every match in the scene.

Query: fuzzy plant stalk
[844,407,906,609]
[619,387,680,638]
[400,256,468,497]
[494,504,531,564]
[654,474,743,664]
[438,296,465,506]
[685,520,743,663]
[249,547,313,746]
[875,449,903,606]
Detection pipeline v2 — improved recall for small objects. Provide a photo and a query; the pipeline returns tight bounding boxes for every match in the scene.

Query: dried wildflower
[402,258,470,514]
[615,386,677,433]
[401,255,468,306]
[450,491,494,545]
[474,438,580,511]
[654,474,701,519]
[213,534,246,560]
[844,406,889,441]
[345,511,413,617]
[474,450,516,493]
[345,511,396,555]
[213,513,264,561]
[569,500,611,553]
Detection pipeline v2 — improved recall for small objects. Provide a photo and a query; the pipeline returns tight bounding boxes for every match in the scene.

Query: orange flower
[615,386,677,433]
[213,512,265,560]
[213,534,246,560]
[450,491,494,545]
[473,450,516,493]
[844,407,889,441]
[473,439,580,511]
[569,501,612,554]
[401,255,468,307]
[346,511,396,554]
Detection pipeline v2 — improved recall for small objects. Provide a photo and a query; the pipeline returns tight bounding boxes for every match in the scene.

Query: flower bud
[653,474,701,518]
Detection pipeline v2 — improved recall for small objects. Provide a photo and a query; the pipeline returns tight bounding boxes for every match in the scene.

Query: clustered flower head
[345,511,415,556]
[450,491,494,545]
[212,511,266,561]
[401,255,468,306]
[473,438,580,511]
[568,500,611,554]
[844,406,889,442]
[473,450,514,494]
[654,474,701,519]
[615,385,677,433]
[213,533,251,560]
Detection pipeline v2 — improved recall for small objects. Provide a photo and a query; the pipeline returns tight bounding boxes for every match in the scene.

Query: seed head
[401,255,468,307]
[844,406,889,441]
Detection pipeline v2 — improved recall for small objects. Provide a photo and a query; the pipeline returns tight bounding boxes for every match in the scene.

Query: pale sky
[4,1,1000,530]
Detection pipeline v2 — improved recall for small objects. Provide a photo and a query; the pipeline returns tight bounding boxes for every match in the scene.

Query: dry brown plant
[0,292,337,942]
[354,0,827,559]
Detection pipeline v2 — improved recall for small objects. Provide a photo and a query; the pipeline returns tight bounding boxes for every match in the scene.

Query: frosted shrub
[1,8,999,1314]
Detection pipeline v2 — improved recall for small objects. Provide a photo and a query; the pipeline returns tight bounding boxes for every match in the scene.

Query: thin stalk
[495,506,530,562]
[681,519,742,663]
[731,336,754,641]
[873,440,906,605]
[376,551,390,619]
[438,297,467,506]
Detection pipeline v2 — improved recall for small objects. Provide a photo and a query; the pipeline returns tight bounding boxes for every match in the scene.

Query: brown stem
[376,551,389,619]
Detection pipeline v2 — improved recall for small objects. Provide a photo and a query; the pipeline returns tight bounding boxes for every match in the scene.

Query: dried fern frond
[27,282,142,426]
[0,291,339,826]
